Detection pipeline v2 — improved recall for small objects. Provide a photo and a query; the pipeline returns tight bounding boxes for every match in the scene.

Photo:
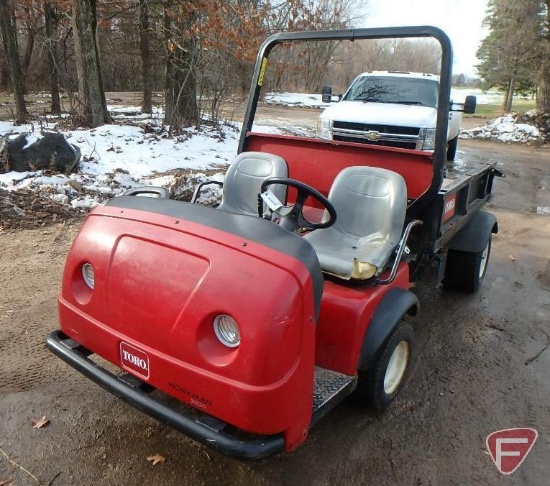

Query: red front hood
[59,202,317,387]
[58,200,319,444]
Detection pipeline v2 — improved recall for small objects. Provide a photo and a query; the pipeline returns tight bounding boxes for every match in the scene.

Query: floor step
[311,366,356,425]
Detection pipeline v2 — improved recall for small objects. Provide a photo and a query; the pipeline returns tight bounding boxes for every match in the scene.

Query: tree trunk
[537,69,550,112]
[72,0,111,127]
[537,0,550,112]
[22,6,35,89]
[504,76,515,113]
[90,0,110,123]
[139,0,153,114]
[163,5,198,131]
[0,0,28,123]
[0,60,9,90]
[44,1,61,115]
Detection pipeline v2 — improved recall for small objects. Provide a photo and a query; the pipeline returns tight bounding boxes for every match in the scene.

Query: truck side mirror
[322,86,333,103]
[463,95,476,114]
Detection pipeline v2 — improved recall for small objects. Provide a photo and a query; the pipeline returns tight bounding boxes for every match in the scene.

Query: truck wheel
[354,321,415,411]
[447,136,458,160]
[443,236,491,293]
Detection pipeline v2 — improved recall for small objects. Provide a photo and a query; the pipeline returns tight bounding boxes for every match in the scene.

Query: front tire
[447,136,458,161]
[354,321,415,411]
[443,236,491,293]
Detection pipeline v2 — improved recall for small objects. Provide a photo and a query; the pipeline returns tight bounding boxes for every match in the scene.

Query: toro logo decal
[443,193,457,223]
[120,342,150,379]
[486,428,538,475]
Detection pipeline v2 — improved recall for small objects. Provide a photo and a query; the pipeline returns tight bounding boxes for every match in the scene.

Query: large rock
[0,131,81,174]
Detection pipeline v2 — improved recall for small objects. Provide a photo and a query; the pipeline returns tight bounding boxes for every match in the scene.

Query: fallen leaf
[0,479,14,486]
[32,416,50,429]
[147,453,165,466]
[509,255,517,262]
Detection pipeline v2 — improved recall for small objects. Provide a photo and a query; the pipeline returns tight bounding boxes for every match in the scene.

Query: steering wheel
[260,177,337,232]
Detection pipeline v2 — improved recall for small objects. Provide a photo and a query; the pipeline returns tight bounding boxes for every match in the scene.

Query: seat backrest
[330,166,406,243]
[217,151,288,217]
[304,166,407,280]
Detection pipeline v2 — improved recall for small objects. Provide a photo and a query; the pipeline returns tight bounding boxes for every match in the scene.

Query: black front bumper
[45,330,285,459]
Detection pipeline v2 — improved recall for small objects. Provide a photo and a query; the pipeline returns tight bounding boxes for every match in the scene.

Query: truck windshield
[344,76,439,108]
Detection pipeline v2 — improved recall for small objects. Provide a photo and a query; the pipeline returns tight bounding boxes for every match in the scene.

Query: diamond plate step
[311,366,356,425]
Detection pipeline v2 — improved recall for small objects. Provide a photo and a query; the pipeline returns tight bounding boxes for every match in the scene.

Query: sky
[361,0,489,77]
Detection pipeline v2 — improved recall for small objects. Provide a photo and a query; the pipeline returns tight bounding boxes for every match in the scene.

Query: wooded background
[0,0,548,129]
[477,0,550,113]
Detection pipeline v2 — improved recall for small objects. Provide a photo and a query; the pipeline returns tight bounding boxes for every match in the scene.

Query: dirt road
[1,139,549,485]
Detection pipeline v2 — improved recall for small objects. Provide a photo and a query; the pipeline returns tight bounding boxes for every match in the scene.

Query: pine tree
[477,0,549,112]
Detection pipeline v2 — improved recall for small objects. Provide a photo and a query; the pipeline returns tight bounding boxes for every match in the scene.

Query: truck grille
[332,121,421,136]
[331,120,422,150]
[333,135,417,150]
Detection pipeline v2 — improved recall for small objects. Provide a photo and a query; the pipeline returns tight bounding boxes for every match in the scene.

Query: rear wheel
[354,321,415,411]
[443,236,491,293]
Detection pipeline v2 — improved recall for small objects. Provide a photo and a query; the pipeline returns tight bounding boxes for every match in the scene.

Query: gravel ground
[0,138,549,486]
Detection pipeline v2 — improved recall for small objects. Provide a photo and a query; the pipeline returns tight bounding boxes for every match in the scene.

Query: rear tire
[354,321,415,411]
[447,136,458,161]
[443,236,491,293]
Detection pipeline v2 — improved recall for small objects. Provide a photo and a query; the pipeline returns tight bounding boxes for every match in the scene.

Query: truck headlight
[81,263,95,289]
[213,315,240,348]
[317,118,332,139]
[422,128,436,151]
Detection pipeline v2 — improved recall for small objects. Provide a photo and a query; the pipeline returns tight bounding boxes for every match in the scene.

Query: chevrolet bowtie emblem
[365,131,381,141]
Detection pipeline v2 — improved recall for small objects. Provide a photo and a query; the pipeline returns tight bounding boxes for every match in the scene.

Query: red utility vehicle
[47,27,501,459]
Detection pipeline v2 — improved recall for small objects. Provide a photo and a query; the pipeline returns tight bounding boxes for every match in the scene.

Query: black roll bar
[237,25,453,204]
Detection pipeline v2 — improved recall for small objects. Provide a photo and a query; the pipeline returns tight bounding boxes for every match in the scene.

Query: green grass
[452,87,537,118]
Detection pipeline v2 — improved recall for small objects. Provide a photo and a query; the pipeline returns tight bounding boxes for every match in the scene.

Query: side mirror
[463,95,476,114]
[321,86,333,103]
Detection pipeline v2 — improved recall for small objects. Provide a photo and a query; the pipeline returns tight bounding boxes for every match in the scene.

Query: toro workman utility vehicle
[47,26,501,459]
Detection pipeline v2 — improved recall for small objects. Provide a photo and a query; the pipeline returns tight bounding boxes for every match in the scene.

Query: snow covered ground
[266,88,505,107]
[0,92,544,213]
[0,119,239,209]
[450,88,504,105]
[264,92,330,108]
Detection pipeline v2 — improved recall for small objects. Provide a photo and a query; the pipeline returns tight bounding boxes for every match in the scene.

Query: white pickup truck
[317,71,476,161]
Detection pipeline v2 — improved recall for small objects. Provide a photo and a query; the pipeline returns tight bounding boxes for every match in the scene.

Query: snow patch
[264,92,329,108]
[22,132,45,149]
[1,119,239,210]
[460,113,543,144]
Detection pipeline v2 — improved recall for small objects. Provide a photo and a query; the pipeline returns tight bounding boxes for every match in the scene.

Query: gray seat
[304,166,407,280]
[193,151,288,217]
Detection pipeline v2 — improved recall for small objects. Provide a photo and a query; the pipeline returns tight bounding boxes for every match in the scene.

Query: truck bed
[416,154,498,254]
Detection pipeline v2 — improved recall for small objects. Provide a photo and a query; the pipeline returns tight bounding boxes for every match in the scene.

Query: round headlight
[213,315,240,348]
[82,263,95,289]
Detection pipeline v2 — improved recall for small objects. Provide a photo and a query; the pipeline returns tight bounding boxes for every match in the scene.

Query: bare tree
[72,0,111,126]
[162,2,199,130]
[0,0,29,123]
[266,0,362,92]
[44,0,61,114]
[21,3,39,87]
[139,0,153,114]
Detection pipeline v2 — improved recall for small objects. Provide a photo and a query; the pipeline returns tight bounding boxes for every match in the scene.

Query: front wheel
[443,236,492,293]
[447,136,458,161]
[354,321,415,411]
